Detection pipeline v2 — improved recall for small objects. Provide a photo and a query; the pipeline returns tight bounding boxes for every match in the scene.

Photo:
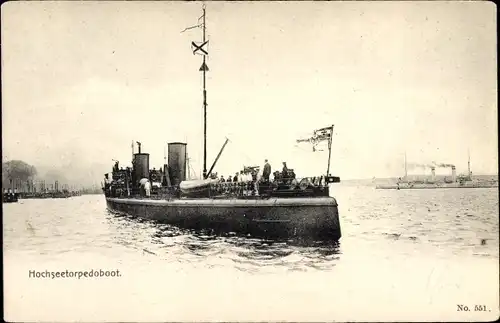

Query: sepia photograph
[2,0,498,321]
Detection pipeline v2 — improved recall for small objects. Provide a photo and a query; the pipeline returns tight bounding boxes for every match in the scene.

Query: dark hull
[106,196,341,240]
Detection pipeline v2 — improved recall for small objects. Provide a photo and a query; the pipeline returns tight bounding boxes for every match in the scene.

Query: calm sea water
[4,184,499,322]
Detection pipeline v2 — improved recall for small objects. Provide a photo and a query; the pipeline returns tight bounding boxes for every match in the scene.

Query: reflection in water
[100,186,500,274]
[4,186,498,273]
[108,213,342,272]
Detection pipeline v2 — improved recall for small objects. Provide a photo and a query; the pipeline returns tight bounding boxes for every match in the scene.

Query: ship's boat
[179,179,218,197]
[103,5,342,241]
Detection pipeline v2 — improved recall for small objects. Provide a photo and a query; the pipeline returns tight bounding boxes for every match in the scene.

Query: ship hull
[105,196,341,240]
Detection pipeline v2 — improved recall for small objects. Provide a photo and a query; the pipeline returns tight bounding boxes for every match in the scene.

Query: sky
[1,1,497,184]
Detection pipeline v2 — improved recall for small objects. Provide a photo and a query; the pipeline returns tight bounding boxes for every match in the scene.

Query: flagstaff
[296,124,335,177]
[326,124,334,176]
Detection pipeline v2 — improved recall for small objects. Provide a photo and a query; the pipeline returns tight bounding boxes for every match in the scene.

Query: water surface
[4,184,499,321]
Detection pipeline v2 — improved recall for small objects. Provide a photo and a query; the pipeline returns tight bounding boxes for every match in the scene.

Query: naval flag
[296,125,334,152]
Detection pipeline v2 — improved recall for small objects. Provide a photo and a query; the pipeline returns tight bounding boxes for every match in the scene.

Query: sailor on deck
[242,170,251,195]
[144,180,151,197]
[252,169,260,196]
[243,170,251,183]
[263,159,271,182]
[282,162,288,176]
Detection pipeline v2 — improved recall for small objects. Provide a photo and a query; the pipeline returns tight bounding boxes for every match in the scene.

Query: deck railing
[105,175,338,199]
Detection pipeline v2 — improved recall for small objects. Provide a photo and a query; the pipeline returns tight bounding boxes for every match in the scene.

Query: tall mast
[202,5,208,179]
[404,151,408,181]
[468,148,471,177]
[187,4,209,178]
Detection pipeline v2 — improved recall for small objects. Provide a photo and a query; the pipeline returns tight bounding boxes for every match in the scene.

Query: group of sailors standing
[217,159,274,184]
[215,159,296,185]
[210,159,302,196]
[219,170,254,184]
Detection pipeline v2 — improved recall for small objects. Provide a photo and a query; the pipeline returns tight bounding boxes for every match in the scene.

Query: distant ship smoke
[432,161,455,168]
[406,162,434,169]
[406,161,456,170]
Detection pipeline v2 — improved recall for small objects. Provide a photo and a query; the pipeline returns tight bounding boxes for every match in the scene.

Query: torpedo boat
[103,5,342,240]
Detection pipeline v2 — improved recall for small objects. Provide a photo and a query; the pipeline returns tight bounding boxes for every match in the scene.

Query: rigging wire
[180,7,206,33]
[223,136,257,166]
[180,24,202,34]
[188,159,198,179]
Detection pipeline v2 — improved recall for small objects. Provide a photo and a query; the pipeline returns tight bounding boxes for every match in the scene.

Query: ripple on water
[3,188,499,272]
[3,189,499,322]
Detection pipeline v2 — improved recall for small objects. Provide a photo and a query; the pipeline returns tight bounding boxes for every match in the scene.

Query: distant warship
[376,151,498,190]
[103,5,342,240]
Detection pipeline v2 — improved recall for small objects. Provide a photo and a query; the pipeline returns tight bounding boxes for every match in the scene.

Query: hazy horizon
[2,1,497,185]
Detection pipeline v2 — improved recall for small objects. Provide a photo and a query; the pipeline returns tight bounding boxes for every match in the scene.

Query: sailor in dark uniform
[282,162,289,183]
[263,159,271,182]
[282,162,288,175]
